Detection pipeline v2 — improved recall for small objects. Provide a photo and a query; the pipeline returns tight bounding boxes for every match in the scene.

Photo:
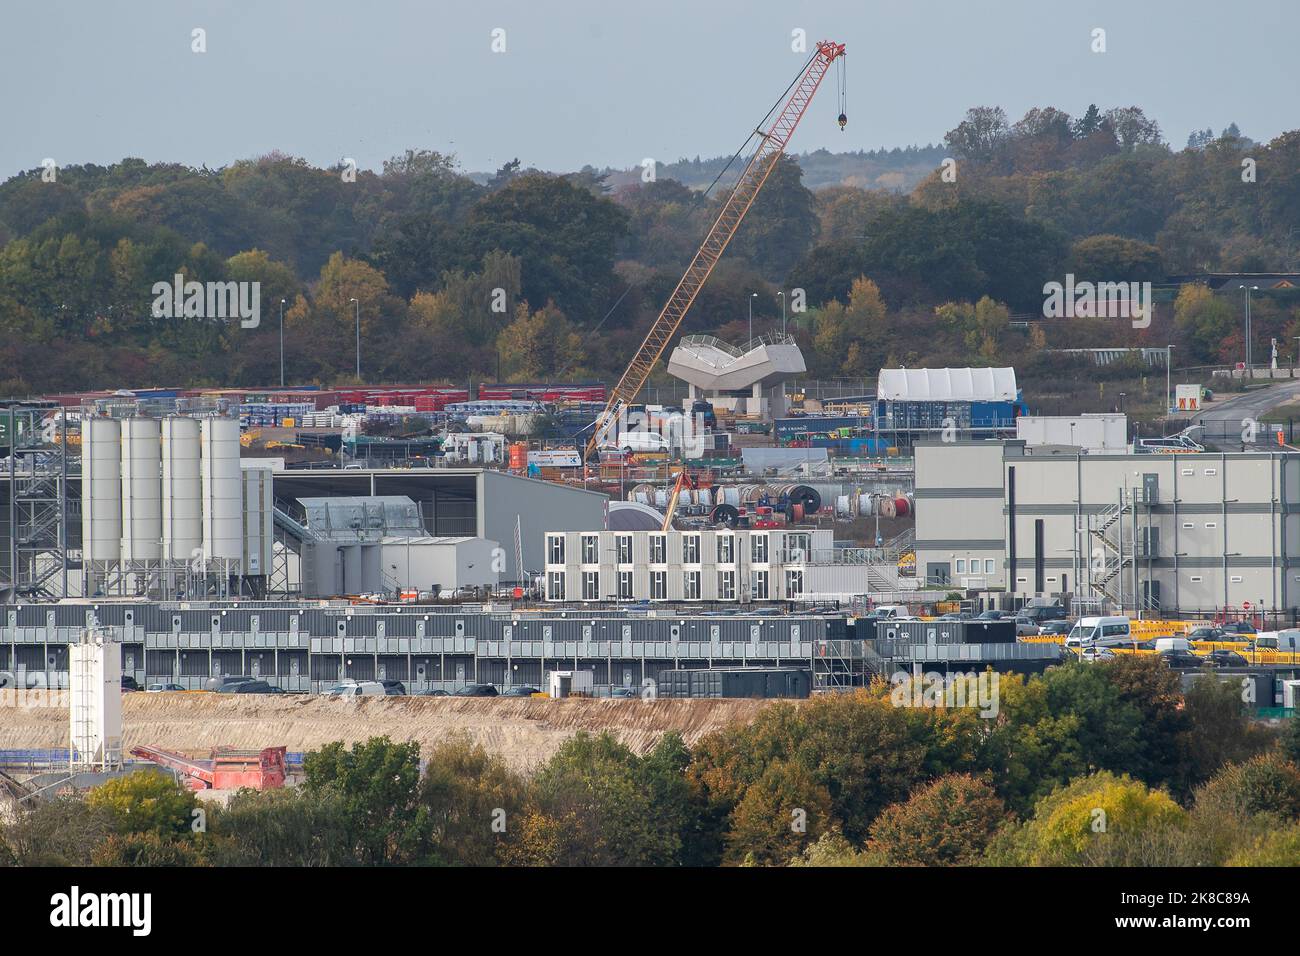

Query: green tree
[418,735,526,866]
[725,759,833,865]
[460,172,628,323]
[727,155,819,281]
[84,771,198,838]
[988,771,1186,866]
[867,774,1007,866]
[302,736,427,865]
[495,302,585,380]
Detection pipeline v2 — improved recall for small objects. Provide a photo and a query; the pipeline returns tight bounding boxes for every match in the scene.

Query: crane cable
[837,55,847,129]
[702,48,819,199]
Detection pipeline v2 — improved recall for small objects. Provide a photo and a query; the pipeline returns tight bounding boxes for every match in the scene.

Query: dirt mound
[0,691,774,771]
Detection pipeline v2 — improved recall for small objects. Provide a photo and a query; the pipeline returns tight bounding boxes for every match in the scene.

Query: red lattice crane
[585,40,847,460]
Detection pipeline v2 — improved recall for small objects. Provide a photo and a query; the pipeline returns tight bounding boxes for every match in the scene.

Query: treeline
[4,658,1300,867]
[1,104,1297,397]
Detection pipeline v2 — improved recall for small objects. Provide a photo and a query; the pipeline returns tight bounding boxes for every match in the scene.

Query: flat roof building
[915,440,1300,616]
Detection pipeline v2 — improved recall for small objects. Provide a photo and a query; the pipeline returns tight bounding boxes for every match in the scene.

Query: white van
[1066,616,1132,648]
[1154,637,1191,654]
[327,680,386,698]
[1254,629,1300,652]
[611,431,670,454]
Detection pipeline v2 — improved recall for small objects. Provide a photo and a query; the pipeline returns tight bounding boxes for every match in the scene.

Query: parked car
[1080,646,1117,662]
[419,688,450,697]
[454,684,499,697]
[378,679,407,696]
[1012,616,1040,637]
[1038,619,1073,637]
[1160,649,1212,669]
[1223,621,1258,636]
[205,675,256,692]
[227,680,279,694]
[326,680,386,698]
[1188,626,1229,643]
[1021,604,1068,623]
[500,685,541,697]
[121,675,141,692]
[146,683,185,692]
[609,687,638,699]
[1207,649,1248,667]
[977,610,1005,621]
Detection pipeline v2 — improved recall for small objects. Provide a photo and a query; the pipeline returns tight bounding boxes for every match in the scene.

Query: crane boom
[585,40,846,460]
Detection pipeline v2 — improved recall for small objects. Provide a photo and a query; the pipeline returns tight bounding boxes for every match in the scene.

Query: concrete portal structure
[667,333,806,420]
[915,440,1300,616]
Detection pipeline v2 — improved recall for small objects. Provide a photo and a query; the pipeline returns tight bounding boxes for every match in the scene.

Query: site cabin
[547,670,594,699]
[1066,616,1132,647]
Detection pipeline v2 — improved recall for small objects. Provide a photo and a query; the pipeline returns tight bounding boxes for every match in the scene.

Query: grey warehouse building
[914,441,1300,616]
[0,601,848,694]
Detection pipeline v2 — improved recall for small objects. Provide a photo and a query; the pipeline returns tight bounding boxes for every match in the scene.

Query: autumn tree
[867,774,1007,865]
[495,302,585,380]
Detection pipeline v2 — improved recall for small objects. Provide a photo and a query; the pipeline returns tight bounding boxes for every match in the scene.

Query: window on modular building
[956,559,966,574]
[751,533,768,563]
[985,559,995,574]
[651,570,667,600]
[683,535,700,564]
[717,535,734,563]
[547,571,565,600]
[751,570,769,600]
[582,535,599,564]
[650,534,666,564]
[547,535,565,564]
[582,571,599,601]
[718,570,736,600]
[785,533,810,560]
[684,570,700,600]
[617,534,632,564]
[785,569,803,596]
[618,570,634,599]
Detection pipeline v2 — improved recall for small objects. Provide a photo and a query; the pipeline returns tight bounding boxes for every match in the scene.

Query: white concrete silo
[81,417,123,579]
[161,416,203,567]
[69,627,123,771]
[119,417,162,566]
[201,416,244,567]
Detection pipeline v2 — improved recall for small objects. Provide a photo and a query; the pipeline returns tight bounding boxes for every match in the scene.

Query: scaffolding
[3,405,72,601]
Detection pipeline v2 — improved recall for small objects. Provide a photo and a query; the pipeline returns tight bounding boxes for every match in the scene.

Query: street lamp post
[1165,345,1174,414]
[777,291,787,335]
[350,298,361,381]
[278,298,286,387]
[1244,285,1259,370]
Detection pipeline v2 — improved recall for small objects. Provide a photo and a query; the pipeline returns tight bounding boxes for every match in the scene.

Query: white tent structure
[876,367,1018,402]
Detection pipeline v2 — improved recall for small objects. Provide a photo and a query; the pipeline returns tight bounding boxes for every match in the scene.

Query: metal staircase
[1087,496,1136,608]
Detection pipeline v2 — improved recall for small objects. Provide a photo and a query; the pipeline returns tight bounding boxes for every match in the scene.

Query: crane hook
[837,113,847,130]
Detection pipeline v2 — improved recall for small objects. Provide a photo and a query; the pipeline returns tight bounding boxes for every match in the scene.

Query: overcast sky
[3,0,1295,180]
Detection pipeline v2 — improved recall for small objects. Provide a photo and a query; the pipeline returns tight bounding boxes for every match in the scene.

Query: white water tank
[161,416,202,563]
[81,417,122,564]
[119,417,162,563]
[201,416,243,563]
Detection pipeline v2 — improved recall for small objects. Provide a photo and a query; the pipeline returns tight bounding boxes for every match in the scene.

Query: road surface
[1191,379,1300,450]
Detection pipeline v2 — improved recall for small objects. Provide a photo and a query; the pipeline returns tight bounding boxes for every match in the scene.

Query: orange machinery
[130,745,288,791]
